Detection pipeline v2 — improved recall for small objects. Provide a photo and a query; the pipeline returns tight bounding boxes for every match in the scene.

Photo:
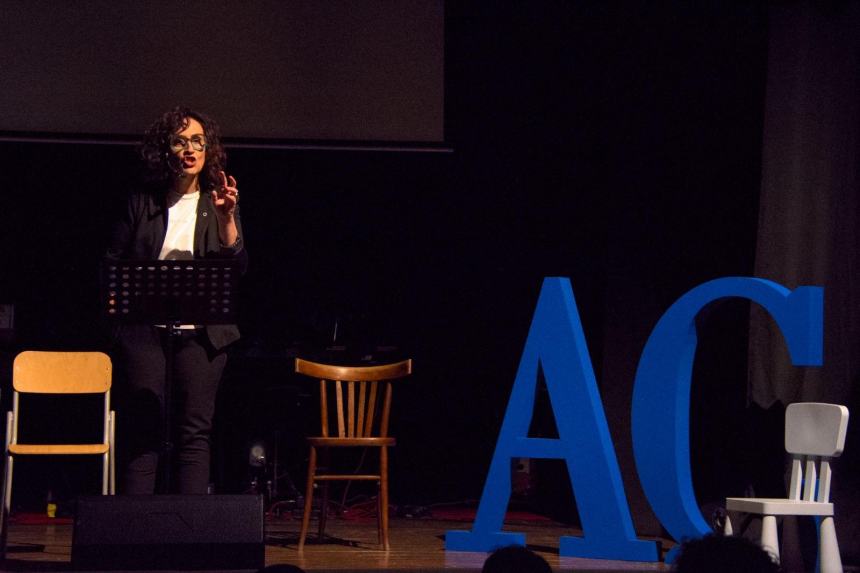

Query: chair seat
[9,444,110,455]
[726,497,834,516]
[307,437,396,447]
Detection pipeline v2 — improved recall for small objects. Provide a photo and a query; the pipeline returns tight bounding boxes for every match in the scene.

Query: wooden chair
[295,357,412,551]
[1,351,115,556]
[724,402,849,573]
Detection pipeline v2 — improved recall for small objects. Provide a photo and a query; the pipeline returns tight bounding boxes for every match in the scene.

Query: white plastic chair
[724,402,849,573]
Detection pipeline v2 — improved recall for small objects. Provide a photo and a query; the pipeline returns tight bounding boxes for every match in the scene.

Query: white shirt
[159,190,199,261]
[157,190,199,329]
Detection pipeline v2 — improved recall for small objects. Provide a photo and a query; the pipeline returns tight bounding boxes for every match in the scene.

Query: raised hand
[213,170,240,247]
[213,170,239,219]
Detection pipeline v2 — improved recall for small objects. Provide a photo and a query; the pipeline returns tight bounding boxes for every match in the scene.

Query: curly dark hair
[140,106,226,192]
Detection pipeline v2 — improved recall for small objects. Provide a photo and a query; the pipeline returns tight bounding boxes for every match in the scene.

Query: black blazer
[106,190,248,350]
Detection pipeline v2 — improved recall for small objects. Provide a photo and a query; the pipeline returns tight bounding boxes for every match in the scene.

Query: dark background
[0,0,780,546]
[0,0,444,142]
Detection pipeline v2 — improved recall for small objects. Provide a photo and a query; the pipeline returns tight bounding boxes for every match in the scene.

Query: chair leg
[380,446,390,550]
[723,513,734,536]
[109,454,116,495]
[101,452,109,495]
[761,515,780,563]
[318,482,330,540]
[298,446,317,553]
[818,516,842,573]
[317,448,330,541]
[376,483,383,545]
[109,411,116,495]
[0,455,13,559]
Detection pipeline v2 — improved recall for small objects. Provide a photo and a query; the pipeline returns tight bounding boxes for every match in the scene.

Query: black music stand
[101,259,240,492]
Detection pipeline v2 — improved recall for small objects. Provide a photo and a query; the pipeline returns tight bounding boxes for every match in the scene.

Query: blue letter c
[631,278,823,559]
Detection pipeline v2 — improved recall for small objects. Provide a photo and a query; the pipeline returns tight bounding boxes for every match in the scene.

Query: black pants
[116,326,226,494]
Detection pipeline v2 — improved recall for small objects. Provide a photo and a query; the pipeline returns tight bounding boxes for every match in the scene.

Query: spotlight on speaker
[247,440,271,501]
[249,441,266,468]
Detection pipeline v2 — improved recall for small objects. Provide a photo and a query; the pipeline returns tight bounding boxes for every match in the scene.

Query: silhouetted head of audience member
[673,534,780,573]
[482,545,552,573]
[257,565,307,573]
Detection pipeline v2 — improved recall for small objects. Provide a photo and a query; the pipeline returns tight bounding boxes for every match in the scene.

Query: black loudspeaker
[72,495,265,571]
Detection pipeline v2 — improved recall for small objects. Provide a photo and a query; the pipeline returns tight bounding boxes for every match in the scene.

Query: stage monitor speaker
[72,494,265,571]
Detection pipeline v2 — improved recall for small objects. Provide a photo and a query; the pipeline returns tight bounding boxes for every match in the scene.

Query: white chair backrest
[784,402,849,503]
[785,403,849,457]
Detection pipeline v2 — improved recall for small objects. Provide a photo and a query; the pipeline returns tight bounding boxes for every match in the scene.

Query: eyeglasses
[169,134,207,152]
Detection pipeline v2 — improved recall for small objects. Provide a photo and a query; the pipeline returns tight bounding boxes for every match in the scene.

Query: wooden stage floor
[1,514,673,573]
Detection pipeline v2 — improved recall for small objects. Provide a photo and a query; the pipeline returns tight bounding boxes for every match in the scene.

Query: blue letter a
[446,277,657,561]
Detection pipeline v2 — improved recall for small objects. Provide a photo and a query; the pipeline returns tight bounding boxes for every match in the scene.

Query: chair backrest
[13,351,112,394]
[784,402,849,503]
[295,358,412,439]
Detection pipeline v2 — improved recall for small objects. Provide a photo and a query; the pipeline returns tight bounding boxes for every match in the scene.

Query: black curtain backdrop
[747,2,860,566]
[3,2,855,566]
